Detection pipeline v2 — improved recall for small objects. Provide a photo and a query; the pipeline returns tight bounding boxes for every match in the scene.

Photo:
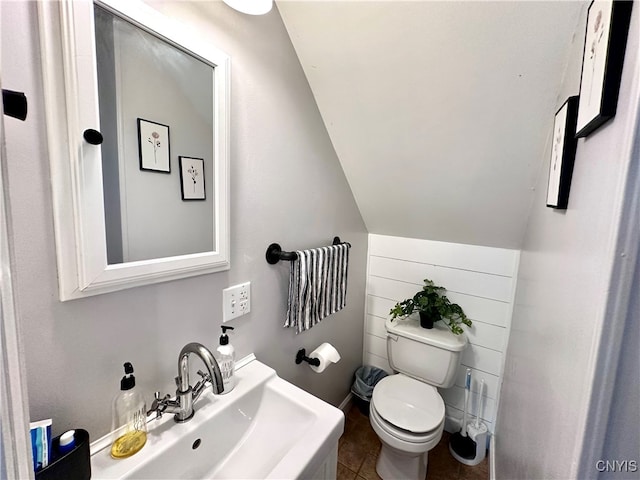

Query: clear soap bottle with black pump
[110,362,147,459]
[216,326,236,393]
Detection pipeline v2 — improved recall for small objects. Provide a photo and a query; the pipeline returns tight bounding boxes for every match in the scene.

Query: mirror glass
[94,5,215,264]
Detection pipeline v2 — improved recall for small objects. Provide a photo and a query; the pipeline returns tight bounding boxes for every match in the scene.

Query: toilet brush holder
[451,422,488,466]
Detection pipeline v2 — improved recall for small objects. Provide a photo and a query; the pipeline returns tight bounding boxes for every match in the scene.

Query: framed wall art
[138,118,171,172]
[575,0,633,138]
[179,156,206,200]
[547,96,579,209]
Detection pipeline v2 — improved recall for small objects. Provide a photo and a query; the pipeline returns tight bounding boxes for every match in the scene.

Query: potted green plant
[389,279,472,335]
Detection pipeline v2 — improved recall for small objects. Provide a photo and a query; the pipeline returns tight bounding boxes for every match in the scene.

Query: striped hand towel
[284,243,350,334]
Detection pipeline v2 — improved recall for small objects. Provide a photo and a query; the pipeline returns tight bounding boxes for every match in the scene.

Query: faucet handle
[149,391,162,410]
[147,391,172,420]
[193,370,212,398]
[148,391,163,419]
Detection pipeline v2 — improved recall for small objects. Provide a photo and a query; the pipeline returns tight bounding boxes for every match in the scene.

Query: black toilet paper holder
[295,348,320,367]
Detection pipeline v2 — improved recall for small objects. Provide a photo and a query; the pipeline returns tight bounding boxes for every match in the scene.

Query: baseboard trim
[490,434,496,480]
[338,392,353,413]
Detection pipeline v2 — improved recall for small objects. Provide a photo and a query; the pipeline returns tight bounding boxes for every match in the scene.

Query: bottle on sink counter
[216,326,236,394]
[110,362,147,459]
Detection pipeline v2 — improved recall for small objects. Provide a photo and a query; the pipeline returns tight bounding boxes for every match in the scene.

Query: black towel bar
[265,236,350,264]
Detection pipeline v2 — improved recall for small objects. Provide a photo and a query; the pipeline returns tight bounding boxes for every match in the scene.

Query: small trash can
[350,366,388,416]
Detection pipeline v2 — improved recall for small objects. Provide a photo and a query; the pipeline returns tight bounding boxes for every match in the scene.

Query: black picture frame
[575,0,633,138]
[179,156,206,201]
[137,118,171,173]
[547,96,579,209]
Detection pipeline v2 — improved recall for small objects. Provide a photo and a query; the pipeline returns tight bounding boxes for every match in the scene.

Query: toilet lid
[372,374,445,433]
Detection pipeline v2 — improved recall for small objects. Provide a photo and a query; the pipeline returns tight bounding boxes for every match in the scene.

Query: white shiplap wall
[364,234,520,433]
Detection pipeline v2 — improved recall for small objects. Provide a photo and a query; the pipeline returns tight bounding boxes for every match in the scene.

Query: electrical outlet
[222,282,251,322]
[239,299,250,314]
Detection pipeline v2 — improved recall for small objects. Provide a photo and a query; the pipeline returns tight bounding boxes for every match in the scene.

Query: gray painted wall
[496,4,639,479]
[598,249,640,479]
[1,1,366,440]
[95,9,124,265]
[97,6,216,263]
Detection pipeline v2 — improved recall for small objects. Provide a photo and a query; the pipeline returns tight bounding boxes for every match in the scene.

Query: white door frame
[0,1,35,476]
[576,45,640,476]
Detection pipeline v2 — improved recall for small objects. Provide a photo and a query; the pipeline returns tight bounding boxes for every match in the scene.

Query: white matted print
[547,107,567,206]
[138,118,170,173]
[179,156,206,200]
[547,97,578,209]
[576,0,633,137]
[576,1,612,133]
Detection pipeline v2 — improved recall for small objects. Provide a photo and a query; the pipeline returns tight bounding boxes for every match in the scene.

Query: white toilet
[369,316,467,480]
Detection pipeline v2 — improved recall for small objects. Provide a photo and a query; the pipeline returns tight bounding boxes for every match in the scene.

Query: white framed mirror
[38,0,230,301]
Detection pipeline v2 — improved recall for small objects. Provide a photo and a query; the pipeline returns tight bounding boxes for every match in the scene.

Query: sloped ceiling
[277,1,586,249]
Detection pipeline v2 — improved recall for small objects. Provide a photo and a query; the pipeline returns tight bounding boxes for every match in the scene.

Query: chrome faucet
[148,342,224,423]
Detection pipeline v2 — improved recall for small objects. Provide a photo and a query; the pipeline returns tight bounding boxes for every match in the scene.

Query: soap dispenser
[216,326,236,393]
[110,362,147,459]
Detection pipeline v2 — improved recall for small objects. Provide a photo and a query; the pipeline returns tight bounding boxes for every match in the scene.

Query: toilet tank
[385,316,467,388]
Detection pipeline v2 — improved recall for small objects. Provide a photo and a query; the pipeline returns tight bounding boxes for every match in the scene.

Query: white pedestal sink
[91,357,344,479]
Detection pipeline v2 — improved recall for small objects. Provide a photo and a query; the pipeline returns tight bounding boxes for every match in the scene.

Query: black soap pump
[110,362,147,459]
[216,326,236,394]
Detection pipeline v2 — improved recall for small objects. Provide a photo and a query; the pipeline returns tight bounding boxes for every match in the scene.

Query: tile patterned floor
[338,405,489,480]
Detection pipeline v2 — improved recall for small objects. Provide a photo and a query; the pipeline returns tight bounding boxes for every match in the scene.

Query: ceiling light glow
[222,0,273,16]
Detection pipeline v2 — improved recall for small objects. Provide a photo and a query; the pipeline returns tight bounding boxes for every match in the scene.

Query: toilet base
[375,444,428,480]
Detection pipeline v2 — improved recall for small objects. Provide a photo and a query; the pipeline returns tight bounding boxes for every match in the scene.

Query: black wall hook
[2,89,27,121]
[295,348,320,367]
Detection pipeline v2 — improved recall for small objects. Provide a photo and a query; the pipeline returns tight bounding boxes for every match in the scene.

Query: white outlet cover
[223,282,251,322]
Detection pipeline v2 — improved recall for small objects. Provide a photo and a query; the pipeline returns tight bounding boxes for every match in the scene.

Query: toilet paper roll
[309,342,341,373]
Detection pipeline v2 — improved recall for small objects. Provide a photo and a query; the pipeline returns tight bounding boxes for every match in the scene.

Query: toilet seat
[370,402,442,445]
[372,374,445,434]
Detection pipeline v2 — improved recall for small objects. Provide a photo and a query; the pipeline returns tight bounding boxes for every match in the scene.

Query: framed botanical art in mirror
[138,119,170,173]
[38,0,230,300]
[180,157,206,201]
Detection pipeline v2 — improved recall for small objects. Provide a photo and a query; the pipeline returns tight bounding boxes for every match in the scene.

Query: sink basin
[91,358,344,479]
